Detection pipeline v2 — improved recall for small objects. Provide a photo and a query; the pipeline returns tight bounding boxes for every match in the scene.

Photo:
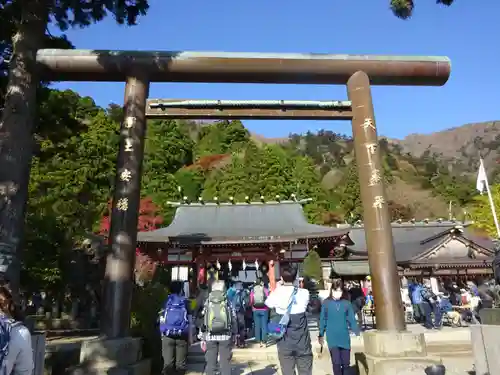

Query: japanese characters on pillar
[101,74,150,339]
[114,117,137,213]
[347,71,405,331]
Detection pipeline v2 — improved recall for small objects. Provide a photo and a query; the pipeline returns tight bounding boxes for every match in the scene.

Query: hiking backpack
[253,285,266,308]
[205,290,231,334]
[0,315,15,375]
[159,294,189,337]
[232,290,248,313]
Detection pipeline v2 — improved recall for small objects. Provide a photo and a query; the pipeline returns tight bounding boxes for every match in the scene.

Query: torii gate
[36,50,451,338]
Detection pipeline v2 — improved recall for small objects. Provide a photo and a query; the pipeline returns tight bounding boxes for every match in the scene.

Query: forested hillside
[17,87,500,291]
[391,121,500,176]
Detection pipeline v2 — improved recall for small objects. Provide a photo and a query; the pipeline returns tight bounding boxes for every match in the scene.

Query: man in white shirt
[265,265,312,375]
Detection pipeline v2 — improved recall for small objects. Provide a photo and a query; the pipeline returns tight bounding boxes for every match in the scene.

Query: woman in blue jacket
[318,279,360,375]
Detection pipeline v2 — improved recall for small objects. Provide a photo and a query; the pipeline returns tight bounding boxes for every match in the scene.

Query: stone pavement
[187,323,476,375]
[186,355,474,375]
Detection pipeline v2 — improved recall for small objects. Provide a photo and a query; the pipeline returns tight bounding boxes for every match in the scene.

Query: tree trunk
[0,0,48,297]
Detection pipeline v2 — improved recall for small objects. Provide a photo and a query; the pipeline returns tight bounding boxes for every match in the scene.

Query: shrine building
[136,198,353,291]
[137,198,497,293]
[332,220,496,281]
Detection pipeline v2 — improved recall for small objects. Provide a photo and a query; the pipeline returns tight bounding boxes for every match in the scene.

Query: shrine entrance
[35,49,451,338]
[137,197,352,296]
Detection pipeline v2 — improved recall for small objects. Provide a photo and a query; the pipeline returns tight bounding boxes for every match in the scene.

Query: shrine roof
[137,199,349,245]
[344,221,496,262]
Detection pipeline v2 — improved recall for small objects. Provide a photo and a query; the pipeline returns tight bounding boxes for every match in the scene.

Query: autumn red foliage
[99,197,163,283]
[186,154,230,171]
[135,248,157,283]
[99,197,164,235]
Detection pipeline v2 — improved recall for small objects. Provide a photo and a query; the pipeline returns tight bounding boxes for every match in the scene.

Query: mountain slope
[175,119,497,222]
[390,121,500,172]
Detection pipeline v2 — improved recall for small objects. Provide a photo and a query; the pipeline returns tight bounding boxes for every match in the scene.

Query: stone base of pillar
[69,337,151,375]
[355,331,441,375]
[470,324,500,375]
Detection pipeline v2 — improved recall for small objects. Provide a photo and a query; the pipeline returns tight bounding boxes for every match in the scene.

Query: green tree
[338,161,363,222]
[302,249,323,281]
[222,120,250,149]
[142,120,193,219]
[470,184,500,239]
[258,145,293,199]
[241,142,264,199]
[26,90,120,290]
[291,155,331,224]
[195,120,250,158]
[0,0,149,289]
[175,168,205,201]
[216,156,252,201]
[202,168,224,201]
[29,102,119,237]
[202,142,264,201]
[144,120,194,175]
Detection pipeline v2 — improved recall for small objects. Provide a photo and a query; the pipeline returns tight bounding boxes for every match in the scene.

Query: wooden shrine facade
[137,198,355,289]
[331,221,497,279]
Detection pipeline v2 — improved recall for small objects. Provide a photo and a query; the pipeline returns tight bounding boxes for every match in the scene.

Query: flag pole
[484,175,500,239]
[478,157,500,239]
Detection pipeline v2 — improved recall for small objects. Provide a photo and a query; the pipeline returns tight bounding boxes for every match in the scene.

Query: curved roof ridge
[137,200,346,244]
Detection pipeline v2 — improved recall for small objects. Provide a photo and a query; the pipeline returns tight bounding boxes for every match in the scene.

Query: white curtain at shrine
[171,266,189,281]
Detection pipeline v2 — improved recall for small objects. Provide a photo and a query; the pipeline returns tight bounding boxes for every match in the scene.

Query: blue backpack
[232,290,248,313]
[159,294,189,337]
[0,315,14,375]
[267,287,298,340]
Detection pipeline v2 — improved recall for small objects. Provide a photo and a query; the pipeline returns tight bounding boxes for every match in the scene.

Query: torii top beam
[36,49,451,86]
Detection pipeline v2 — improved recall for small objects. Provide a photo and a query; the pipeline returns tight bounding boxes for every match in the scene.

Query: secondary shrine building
[136,199,497,293]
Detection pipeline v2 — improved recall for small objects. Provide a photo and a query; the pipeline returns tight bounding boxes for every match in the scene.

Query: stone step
[426,342,471,355]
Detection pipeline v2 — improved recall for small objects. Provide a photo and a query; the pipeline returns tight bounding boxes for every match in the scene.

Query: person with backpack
[200,280,235,375]
[420,281,438,329]
[265,265,312,375]
[230,282,249,348]
[193,284,209,338]
[159,281,192,375]
[318,279,360,375]
[0,285,33,375]
[250,278,269,347]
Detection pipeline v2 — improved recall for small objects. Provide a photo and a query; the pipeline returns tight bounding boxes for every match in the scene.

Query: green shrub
[303,250,322,281]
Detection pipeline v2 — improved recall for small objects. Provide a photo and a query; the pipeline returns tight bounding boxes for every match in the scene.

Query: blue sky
[51,0,500,139]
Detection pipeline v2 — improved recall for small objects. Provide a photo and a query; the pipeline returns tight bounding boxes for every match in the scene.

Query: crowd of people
[157,270,500,375]
[405,278,494,329]
[158,266,360,375]
[0,268,496,375]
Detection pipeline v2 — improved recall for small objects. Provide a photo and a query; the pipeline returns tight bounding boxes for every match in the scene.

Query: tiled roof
[345,222,495,262]
[137,200,348,245]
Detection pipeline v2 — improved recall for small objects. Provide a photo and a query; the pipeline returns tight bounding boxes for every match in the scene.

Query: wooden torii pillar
[36,50,450,337]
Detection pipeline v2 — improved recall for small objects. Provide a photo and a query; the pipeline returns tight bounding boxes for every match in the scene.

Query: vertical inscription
[369,169,382,186]
[102,75,150,339]
[347,71,405,331]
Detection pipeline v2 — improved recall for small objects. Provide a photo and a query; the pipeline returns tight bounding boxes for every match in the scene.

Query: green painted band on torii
[36,49,451,86]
